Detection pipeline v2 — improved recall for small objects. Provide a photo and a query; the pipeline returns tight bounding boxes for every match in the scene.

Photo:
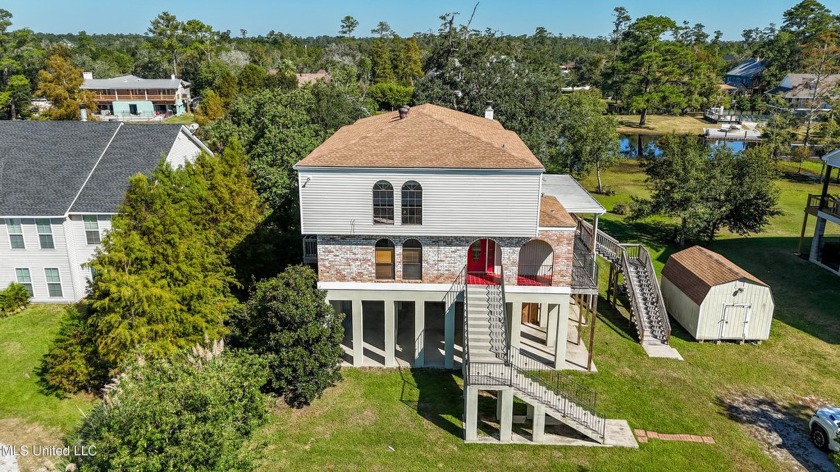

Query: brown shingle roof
[661,246,767,305]
[539,195,576,227]
[295,103,544,169]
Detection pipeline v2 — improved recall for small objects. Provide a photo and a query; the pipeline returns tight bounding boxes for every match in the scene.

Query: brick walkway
[634,429,715,444]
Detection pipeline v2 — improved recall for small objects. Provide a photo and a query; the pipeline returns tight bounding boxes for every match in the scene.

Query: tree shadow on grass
[716,394,835,472]
[398,367,463,438]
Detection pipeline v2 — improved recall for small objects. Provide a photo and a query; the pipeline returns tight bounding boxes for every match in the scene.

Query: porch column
[532,404,547,443]
[510,302,522,349]
[384,299,396,367]
[499,388,514,442]
[444,302,456,369]
[546,303,558,347]
[352,299,364,367]
[810,217,827,263]
[414,301,425,368]
[554,299,571,369]
[464,386,479,441]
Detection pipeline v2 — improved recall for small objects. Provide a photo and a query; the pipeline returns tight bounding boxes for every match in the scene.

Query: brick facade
[317,231,577,287]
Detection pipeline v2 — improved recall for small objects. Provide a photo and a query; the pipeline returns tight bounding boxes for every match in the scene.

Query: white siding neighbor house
[661,246,775,342]
[295,104,634,445]
[0,121,209,303]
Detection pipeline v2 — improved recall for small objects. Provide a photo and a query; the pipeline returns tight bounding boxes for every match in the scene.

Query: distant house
[0,122,210,302]
[80,73,191,120]
[768,73,840,112]
[803,148,840,276]
[724,58,765,92]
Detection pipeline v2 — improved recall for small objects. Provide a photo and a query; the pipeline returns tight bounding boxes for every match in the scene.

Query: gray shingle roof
[0,122,190,217]
[81,75,189,90]
[725,58,765,78]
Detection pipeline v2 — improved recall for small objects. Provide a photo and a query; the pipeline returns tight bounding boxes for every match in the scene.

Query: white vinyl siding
[165,129,204,168]
[36,219,55,249]
[6,218,24,249]
[299,169,542,237]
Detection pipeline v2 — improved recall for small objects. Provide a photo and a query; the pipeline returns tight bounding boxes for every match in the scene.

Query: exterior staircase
[578,219,671,346]
[458,265,607,443]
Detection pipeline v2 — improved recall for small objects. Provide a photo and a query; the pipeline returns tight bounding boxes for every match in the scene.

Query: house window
[6,218,24,249]
[402,239,423,280]
[44,268,62,298]
[83,216,101,244]
[36,219,54,249]
[15,268,33,296]
[375,239,395,280]
[401,181,423,225]
[373,181,394,224]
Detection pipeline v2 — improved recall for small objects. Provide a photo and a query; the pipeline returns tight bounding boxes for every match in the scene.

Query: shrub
[39,306,110,394]
[0,282,30,317]
[69,347,269,472]
[228,265,344,407]
[613,203,629,215]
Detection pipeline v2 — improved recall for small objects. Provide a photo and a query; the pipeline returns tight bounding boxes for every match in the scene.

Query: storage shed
[660,246,774,342]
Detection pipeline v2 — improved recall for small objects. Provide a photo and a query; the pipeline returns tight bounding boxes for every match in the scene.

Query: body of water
[619,134,753,157]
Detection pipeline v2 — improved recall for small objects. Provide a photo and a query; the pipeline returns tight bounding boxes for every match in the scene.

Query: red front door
[467,239,495,274]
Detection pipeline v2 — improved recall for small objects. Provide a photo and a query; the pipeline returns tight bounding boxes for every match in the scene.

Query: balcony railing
[572,237,598,290]
[302,235,317,264]
[517,264,553,286]
[807,194,840,219]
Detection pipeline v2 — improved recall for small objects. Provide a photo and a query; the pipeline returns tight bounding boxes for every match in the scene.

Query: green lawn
[164,113,197,125]
[256,160,840,472]
[0,305,93,432]
[616,114,711,135]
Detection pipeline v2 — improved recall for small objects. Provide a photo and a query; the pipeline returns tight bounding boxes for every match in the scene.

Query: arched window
[375,239,395,280]
[373,181,394,224]
[402,239,423,280]
[401,181,422,225]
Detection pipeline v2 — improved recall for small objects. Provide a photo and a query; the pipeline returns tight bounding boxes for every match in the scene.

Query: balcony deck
[806,194,840,220]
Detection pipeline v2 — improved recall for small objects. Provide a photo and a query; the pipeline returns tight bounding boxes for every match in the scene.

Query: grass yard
[616,114,711,135]
[256,160,840,471]
[164,113,197,125]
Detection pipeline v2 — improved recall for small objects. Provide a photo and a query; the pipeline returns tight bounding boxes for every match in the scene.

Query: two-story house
[81,73,191,119]
[802,148,840,275]
[0,121,209,303]
[768,73,840,112]
[724,58,765,93]
[295,104,634,445]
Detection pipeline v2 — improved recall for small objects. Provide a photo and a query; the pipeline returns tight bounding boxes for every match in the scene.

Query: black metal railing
[302,235,317,263]
[517,264,553,285]
[508,346,606,441]
[486,262,508,360]
[466,361,510,386]
[447,265,467,376]
[808,193,840,219]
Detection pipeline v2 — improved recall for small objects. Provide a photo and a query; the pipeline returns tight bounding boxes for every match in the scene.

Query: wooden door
[719,304,750,340]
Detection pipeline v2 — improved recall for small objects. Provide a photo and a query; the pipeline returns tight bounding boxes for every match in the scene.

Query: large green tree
[35,53,97,120]
[228,265,343,407]
[632,135,781,244]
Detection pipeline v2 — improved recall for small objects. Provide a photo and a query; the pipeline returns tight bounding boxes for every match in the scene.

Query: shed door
[719,304,750,340]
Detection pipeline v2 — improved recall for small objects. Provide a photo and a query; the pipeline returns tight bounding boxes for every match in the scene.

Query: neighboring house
[768,73,840,112]
[0,122,209,303]
[803,148,840,276]
[724,58,765,92]
[661,246,774,343]
[295,104,630,445]
[80,73,191,119]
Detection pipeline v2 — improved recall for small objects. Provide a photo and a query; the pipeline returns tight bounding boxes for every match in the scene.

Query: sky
[4,0,801,40]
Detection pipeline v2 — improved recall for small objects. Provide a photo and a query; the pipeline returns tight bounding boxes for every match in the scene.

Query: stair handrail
[508,345,606,441]
[620,244,646,344]
[638,247,671,344]
[448,265,468,372]
[499,260,508,362]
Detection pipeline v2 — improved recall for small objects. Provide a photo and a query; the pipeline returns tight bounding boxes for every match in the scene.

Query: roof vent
[398,106,410,119]
[79,104,88,122]
[484,101,494,120]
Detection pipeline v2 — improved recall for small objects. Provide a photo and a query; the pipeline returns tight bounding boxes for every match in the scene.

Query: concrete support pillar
[414,302,424,368]
[352,299,364,367]
[384,300,396,367]
[532,404,547,443]
[810,217,827,263]
[444,302,455,369]
[526,404,534,420]
[554,299,571,369]
[499,388,513,442]
[510,302,522,349]
[464,386,479,441]
[546,303,558,347]
[539,305,549,329]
